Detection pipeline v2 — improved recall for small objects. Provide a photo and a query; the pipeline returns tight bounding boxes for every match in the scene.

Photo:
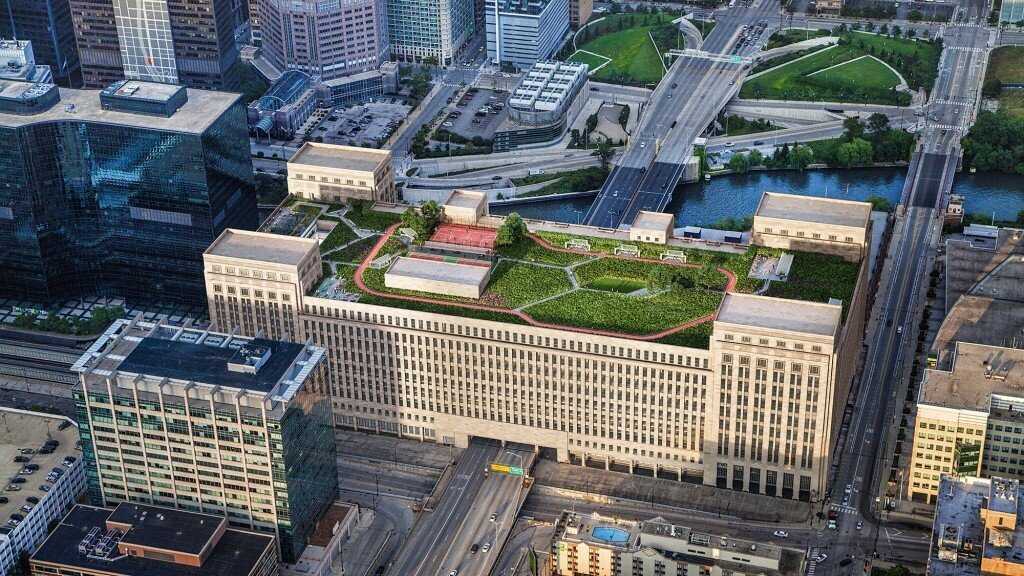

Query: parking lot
[437,87,509,142]
[311,100,412,147]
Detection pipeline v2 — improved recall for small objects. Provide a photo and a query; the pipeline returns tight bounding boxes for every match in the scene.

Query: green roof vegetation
[345,200,403,231]
[318,219,358,253]
[766,28,830,50]
[324,236,378,264]
[314,227,862,348]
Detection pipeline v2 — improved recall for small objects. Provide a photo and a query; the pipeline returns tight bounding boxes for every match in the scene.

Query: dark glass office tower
[0,0,81,86]
[69,0,242,90]
[0,79,257,306]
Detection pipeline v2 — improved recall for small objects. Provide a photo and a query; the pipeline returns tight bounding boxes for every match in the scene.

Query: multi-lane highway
[584,0,779,227]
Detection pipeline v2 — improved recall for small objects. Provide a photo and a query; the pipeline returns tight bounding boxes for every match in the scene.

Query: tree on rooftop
[495,212,527,247]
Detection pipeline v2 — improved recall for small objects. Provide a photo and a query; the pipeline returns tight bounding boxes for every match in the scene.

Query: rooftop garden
[566,13,680,86]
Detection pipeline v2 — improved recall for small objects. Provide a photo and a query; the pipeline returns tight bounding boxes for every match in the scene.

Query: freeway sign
[489,463,525,476]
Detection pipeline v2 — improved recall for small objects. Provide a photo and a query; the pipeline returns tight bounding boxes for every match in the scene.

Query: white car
[725,142,734,147]
[813,553,828,563]
[482,542,491,553]
[773,530,789,538]
[844,484,852,494]
[856,521,863,530]
[640,141,646,148]
[489,512,498,522]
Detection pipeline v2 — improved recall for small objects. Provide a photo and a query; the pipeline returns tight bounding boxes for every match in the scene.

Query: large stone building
[71,317,336,563]
[286,142,397,204]
[751,192,872,263]
[203,187,872,502]
[551,511,803,575]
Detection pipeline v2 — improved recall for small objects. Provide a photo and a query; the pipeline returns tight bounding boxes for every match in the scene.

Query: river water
[491,168,1024,226]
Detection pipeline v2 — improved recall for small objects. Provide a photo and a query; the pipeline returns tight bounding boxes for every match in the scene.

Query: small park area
[742,32,940,105]
[984,46,1024,118]
[567,13,681,86]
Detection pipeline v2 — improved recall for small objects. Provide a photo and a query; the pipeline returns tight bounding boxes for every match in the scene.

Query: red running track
[352,225,738,341]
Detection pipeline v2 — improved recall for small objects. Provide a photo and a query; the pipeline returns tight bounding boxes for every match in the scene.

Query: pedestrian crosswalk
[929,124,966,132]
[807,560,817,575]
[831,504,858,515]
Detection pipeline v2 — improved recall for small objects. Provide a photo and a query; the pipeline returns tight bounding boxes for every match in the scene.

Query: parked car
[773,530,788,538]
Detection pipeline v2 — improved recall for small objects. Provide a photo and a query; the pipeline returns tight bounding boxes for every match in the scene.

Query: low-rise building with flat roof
[287,142,397,204]
[551,510,803,575]
[629,211,674,244]
[281,502,358,576]
[0,408,85,576]
[72,318,336,563]
[929,475,1024,576]
[752,192,872,262]
[385,256,493,298]
[29,502,278,576]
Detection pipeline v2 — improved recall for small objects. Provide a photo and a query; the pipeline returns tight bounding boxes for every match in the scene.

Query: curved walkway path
[352,225,738,341]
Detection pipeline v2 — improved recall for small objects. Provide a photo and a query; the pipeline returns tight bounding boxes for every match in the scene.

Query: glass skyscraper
[387,0,475,64]
[0,79,257,306]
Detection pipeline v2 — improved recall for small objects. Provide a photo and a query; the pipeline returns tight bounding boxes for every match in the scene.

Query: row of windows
[759,227,855,243]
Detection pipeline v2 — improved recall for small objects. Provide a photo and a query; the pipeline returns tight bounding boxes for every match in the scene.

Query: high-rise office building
[203,179,873,501]
[255,0,388,81]
[387,0,474,65]
[69,0,242,90]
[0,0,81,86]
[486,0,569,70]
[71,317,336,563]
[0,79,257,306]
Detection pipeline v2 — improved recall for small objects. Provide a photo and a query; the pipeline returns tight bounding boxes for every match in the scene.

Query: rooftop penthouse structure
[205,189,874,501]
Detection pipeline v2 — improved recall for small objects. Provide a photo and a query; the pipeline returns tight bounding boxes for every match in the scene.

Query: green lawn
[987,46,1024,84]
[524,288,722,335]
[742,32,938,105]
[346,206,403,231]
[512,167,610,198]
[656,322,713,348]
[568,50,610,71]
[484,262,572,308]
[586,276,647,293]
[767,28,830,49]
[570,14,674,85]
[319,219,358,253]
[574,257,729,290]
[496,238,589,266]
[325,236,378,264]
[764,251,861,316]
[810,56,900,90]
[999,91,1024,118]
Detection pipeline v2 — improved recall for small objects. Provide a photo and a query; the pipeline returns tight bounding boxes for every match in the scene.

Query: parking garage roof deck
[0,408,79,530]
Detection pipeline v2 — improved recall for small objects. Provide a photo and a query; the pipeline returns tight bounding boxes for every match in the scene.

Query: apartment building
[71,317,336,563]
[387,0,475,64]
[286,142,397,204]
[0,408,85,576]
[30,502,279,576]
[550,511,802,575]
[929,476,1024,576]
[751,192,872,263]
[204,189,872,501]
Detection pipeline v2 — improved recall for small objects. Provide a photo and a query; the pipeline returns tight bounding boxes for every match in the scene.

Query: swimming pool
[592,526,630,544]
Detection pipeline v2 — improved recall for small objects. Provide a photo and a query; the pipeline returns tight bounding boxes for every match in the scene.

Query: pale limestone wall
[383,269,488,298]
[704,319,839,500]
[629,228,668,244]
[752,216,869,263]
[909,405,987,503]
[300,295,713,477]
[288,159,396,204]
